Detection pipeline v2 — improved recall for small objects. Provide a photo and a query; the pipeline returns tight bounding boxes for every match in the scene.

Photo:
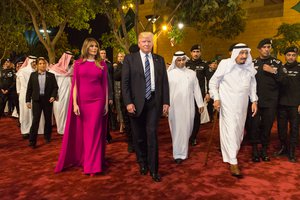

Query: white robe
[49,70,71,134]
[168,67,204,159]
[17,68,45,135]
[209,59,257,164]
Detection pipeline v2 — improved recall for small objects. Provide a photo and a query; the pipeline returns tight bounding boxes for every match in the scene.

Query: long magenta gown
[55,59,108,174]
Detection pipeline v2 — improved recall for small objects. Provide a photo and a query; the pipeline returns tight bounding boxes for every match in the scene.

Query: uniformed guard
[206,59,218,121]
[0,59,16,117]
[250,39,283,162]
[186,44,209,146]
[275,46,300,162]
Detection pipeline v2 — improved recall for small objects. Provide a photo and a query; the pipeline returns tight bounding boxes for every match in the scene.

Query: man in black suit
[100,49,116,143]
[26,57,58,148]
[122,32,169,182]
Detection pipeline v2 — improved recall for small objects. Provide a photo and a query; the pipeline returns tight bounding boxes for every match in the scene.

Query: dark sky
[66,14,113,60]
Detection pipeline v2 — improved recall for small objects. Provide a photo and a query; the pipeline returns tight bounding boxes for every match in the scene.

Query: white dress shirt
[139,50,155,91]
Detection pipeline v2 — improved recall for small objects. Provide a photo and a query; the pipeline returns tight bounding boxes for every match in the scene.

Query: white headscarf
[167,51,190,72]
[226,43,256,76]
[17,56,37,75]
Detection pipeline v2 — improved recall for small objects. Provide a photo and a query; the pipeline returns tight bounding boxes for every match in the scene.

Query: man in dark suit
[26,57,58,148]
[100,49,116,143]
[122,32,169,182]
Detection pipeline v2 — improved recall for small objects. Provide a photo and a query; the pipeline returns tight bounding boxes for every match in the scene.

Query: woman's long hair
[80,38,103,69]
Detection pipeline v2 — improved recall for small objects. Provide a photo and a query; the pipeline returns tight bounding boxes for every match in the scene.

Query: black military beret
[190,44,201,52]
[257,38,272,48]
[129,44,139,54]
[284,46,298,55]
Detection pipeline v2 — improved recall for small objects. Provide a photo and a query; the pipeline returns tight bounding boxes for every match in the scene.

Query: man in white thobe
[17,56,45,139]
[48,51,73,134]
[167,51,204,164]
[209,44,258,177]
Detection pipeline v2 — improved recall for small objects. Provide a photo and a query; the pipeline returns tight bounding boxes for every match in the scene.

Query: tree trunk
[47,47,56,64]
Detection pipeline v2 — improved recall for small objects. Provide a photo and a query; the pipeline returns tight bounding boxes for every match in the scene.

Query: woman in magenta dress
[55,38,108,176]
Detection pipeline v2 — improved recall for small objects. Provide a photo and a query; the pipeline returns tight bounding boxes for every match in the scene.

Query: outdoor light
[39,29,51,33]
[129,3,134,8]
[122,5,127,10]
[162,25,168,31]
[178,23,184,29]
[145,15,160,24]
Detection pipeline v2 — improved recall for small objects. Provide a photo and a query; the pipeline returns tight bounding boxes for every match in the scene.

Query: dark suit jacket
[122,51,169,117]
[26,71,58,103]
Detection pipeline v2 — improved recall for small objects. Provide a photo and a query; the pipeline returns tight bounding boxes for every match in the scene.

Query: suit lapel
[152,54,159,86]
[135,52,145,77]
[35,72,40,92]
[45,71,49,90]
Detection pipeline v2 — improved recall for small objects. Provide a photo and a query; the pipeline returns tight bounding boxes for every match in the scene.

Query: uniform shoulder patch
[282,67,287,74]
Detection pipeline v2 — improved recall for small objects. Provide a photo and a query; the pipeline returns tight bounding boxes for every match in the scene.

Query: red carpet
[1,116,300,200]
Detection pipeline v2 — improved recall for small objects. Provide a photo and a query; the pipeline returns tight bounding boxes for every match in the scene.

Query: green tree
[272,23,300,56]
[99,0,248,52]
[0,0,28,63]
[155,0,247,40]
[13,0,101,63]
[99,0,138,53]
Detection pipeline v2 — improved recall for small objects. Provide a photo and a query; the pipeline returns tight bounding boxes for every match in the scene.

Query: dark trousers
[207,99,214,121]
[277,105,299,147]
[8,91,19,115]
[190,103,201,141]
[29,96,53,144]
[250,106,277,146]
[130,95,159,173]
[106,104,115,142]
[109,104,117,130]
[0,93,8,117]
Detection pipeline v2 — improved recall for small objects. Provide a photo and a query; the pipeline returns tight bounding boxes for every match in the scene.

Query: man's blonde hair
[138,32,154,40]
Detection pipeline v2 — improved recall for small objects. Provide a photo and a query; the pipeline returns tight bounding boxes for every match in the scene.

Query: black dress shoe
[190,139,197,146]
[22,134,29,139]
[174,158,183,164]
[289,146,297,163]
[139,166,148,175]
[252,144,260,162]
[274,145,288,157]
[260,149,270,162]
[252,156,260,162]
[127,145,135,153]
[45,139,51,144]
[261,154,270,162]
[106,138,112,144]
[289,156,297,163]
[28,142,36,149]
[150,173,161,182]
